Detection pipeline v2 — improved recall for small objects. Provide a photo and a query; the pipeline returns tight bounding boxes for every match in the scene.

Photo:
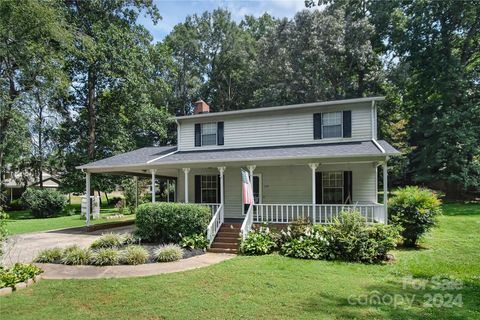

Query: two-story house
[78,97,400,252]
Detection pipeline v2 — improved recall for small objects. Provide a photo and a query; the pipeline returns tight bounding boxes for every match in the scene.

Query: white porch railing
[206,204,224,245]
[240,204,254,240]
[252,203,386,224]
[203,203,221,216]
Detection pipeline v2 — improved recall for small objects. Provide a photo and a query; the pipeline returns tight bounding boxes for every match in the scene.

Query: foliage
[0,263,42,288]
[34,247,63,263]
[154,244,184,262]
[121,178,139,214]
[90,248,119,266]
[324,211,401,263]
[20,188,67,218]
[0,205,479,319]
[0,208,8,257]
[389,186,443,247]
[60,245,92,265]
[240,225,277,255]
[180,233,208,251]
[120,245,149,265]
[136,203,211,243]
[90,233,124,249]
[279,225,330,260]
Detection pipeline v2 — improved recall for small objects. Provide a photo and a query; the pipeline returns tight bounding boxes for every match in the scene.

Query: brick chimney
[194,100,210,114]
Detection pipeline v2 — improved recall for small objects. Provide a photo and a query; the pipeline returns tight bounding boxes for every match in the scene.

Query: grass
[1,203,479,319]
[5,202,134,235]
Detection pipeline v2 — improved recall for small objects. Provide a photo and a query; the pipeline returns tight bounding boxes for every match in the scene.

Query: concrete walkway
[36,253,235,279]
[1,225,135,267]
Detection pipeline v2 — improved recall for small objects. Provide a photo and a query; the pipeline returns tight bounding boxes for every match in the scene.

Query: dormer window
[322,112,343,138]
[195,122,224,147]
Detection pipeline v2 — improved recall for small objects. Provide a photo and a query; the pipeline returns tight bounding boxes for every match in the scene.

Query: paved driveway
[1,226,134,267]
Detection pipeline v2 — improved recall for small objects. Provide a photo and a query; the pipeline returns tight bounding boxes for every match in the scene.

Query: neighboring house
[78,97,400,252]
[3,171,61,202]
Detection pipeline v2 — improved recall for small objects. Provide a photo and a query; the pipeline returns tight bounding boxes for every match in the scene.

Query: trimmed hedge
[136,203,211,243]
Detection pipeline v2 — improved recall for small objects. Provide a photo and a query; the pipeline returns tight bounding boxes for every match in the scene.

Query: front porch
[82,158,389,252]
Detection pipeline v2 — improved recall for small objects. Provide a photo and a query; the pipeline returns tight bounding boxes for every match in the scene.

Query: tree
[0,0,71,201]
[58,0,173,194]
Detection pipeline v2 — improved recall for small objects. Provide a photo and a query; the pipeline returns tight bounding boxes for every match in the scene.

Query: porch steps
[208,223,241,254]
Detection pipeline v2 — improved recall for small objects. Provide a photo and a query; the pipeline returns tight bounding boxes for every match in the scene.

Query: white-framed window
[322,171,344,204]
[201,175,218,203]
[201,123,217,146]
[322,111,343,138]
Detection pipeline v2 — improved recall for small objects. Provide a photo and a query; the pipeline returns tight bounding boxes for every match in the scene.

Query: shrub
[8,199,26,211]
[325,211,400,263]
[0,263,43,288]
[10,263,42,282]
[0,209,8,258]
[389,186,442,247]
[90,248,119,266]
[279,225,329,259]
[108,196,123,206]
[240,225,277,255]
[61,245,92,265]
[180,233,208,250]
[21,188,67,218]
[136,203,211,243]
[154,244,183,262]
[34,247,63,263]
[90,233,124,249]
[120,245,149,265]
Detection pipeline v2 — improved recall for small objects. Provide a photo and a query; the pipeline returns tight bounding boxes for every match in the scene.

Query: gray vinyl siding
[178,102,374,151]
[176,163,377,218]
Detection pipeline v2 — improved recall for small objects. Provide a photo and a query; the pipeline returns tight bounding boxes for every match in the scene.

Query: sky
[138,0,310,42]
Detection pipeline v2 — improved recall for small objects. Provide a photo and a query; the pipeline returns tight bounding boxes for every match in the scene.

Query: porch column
[183,168,190,203]
[151,169,156,203]
[383,158,388,223]
[218,167,226,205]
[134,176,138,208]
[308,163,319,223]
[247,165,256,188]
[85,171,91,227]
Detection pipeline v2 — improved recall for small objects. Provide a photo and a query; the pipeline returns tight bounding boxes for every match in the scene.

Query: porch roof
[77,140,399,170]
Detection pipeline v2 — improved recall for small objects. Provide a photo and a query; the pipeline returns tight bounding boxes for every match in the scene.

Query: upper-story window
[322,112,343,138]
[195,122,224,147]
[201,123,217,146]
[313,110,351,140]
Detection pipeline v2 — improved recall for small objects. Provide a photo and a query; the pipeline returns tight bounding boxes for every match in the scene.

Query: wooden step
[215,235,239,241]
[208,247,238,254]
[219,226,241,232]
[210,242,239,249]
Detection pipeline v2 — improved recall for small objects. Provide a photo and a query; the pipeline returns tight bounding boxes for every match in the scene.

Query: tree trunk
[104,192,109,206]
[87,67,96,161]
[97,190,102,206]
[38,98,44,188]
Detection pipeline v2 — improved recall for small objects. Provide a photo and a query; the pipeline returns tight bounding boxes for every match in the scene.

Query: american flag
[241,169,254,205]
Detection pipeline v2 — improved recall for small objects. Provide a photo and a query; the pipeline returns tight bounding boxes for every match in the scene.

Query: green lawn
[5,203,134,235]
[1,203,479,319]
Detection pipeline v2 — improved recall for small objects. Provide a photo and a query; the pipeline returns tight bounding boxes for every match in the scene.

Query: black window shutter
[216,175,221,203]
[315,172,323,204]
[313,113,322,139]
[343,171,353,204]
[217,122,224,145]
[343,110,352,138]
[194,124,201,147]
[194,175,201,203]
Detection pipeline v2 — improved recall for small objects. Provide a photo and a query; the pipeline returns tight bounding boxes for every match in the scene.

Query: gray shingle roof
[78,141,399,169]
[77,146,177,169]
